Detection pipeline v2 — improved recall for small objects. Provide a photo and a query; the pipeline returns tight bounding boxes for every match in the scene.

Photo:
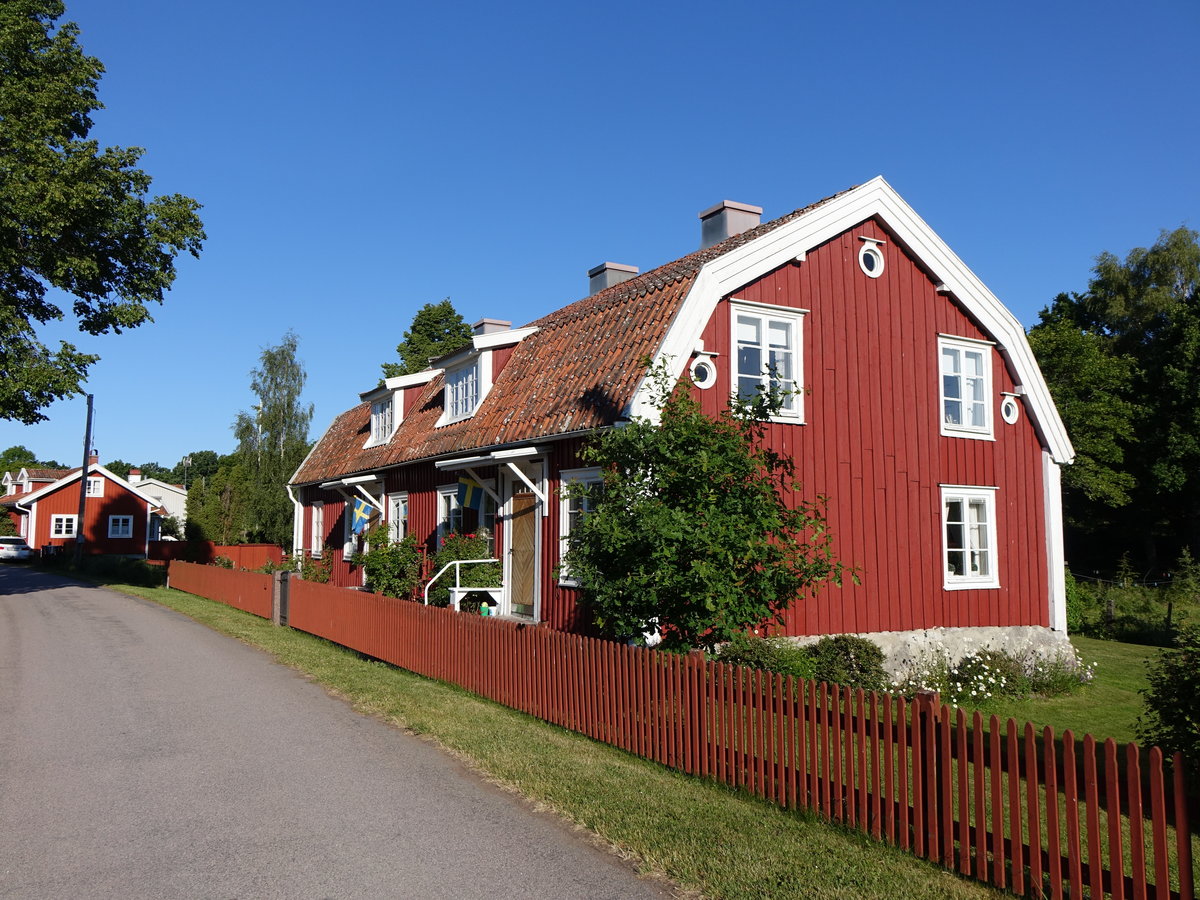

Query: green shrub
[296,552,332,583]
[211,555,234,569]
[896,643,1095,708]
[426,531,500,608]
[713,634,816,681]
[1136,626,1200,790]
[350,525,422,599]
[805,635,887,692]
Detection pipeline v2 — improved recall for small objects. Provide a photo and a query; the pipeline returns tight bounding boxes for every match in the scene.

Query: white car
[0,536,34,561]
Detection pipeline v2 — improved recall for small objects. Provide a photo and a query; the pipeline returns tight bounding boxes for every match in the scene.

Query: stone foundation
[787,625,1075,679]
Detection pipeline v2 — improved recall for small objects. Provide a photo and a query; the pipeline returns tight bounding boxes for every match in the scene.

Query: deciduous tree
[381,298,472,378]
[564,369,847,652]
[0,0,205,423]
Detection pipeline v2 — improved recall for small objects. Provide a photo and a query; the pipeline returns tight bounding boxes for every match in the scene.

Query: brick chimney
[587,262,639,295]
[128,468,142,484]
[87,452,99,467]
[699,200,763,249]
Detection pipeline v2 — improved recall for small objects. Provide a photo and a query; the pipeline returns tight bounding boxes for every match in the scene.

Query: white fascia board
[629,176,1074,464]
[473,325,539,351]
[385,369,442,390]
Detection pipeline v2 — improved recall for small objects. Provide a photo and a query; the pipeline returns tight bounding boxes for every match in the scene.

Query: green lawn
[984,636,1158,744]
[98,579,1007,900]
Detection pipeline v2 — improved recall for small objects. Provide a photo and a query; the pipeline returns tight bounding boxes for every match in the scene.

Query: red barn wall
[693,218,1049,636]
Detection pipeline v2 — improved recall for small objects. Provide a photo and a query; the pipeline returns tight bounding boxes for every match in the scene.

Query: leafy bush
[211,555,234,569]
[39,553,166,587]
[565,364,847,652]
[426,531,500,608]
[296,552,331,583]
[350,525,422,599]
[713,634,816,681]
[805,635,887,692]
[1136,626,1200,789]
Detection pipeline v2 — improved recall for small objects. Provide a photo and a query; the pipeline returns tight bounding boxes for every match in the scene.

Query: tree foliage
[230,331,313,548]
[0,0,205,423]
[350,524,422,599]
[0,444,63,471]
[185,463,251,545]
[1135,626,1200,791]
[1029,227,1200,572]
[565,371,847,652]
[381,298,472,378]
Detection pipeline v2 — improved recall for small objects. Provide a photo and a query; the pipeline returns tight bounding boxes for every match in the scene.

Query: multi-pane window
[369,396,395,445]
[51,515,76,538]
[444,362,480,422]
[387,492,409,543]
[732,304,803,420]
[85,476,104,497]
[559,468,602,585]
[108,515,133,538]
[939,337,992,437]
[941,486,999,589]
[310,501,324,558]
[438,483,497,552]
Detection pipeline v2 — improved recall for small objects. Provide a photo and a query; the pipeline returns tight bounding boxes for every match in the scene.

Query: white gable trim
[628,176,1074,465]
[17,464,163,510]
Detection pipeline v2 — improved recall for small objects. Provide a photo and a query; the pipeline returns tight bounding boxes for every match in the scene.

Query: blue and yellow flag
[351,497,375,534]
[457,476,484,511]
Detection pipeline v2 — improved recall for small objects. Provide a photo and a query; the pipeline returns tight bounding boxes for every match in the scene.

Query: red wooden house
[2,457,163,556]
[289,178,1074,655]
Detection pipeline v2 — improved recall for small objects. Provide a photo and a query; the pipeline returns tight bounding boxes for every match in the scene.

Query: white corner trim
[1043,450,1068,632]
[628,176,1075,464]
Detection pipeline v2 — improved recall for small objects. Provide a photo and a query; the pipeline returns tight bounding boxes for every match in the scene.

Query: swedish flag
[457,476,484,511]
[351,497,375,534]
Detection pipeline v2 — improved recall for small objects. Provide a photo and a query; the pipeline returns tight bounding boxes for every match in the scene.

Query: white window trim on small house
[85,476,105,497]
[939,335,995,439]
[940,485,999,590]
[729,299,807,424]
[436,484,463,544]
[387,492,409,543]
[558,467,602,586]
[310,501,324,558]
[51,514,77,538]
[108,515,133,539]
[366,394,397,447]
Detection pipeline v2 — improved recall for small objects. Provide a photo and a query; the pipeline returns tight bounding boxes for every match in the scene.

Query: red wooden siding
[694,219,1049,636]
[29,477,152,554]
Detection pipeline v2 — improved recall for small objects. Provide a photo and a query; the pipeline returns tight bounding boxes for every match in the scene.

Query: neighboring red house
[288,178,1074,655]
[2,457,163,556]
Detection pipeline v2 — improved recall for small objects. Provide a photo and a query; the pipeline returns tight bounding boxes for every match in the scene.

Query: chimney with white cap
[698,200,762,249]
[587,262,639,295]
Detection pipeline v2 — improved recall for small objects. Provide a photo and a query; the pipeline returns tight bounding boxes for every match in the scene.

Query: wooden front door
[508,491,538,618]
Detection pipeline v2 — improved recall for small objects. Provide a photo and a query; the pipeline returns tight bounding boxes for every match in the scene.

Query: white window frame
[51,514,77,538]
[938,335,994,439]
[108,515,133,539]
[387,492,409,543]
[444,360,480,423]
[730,299,806,423]
[366,394,397,447]
[558,467,602,586]
[85,476,105,497]
[940,485,999,590]
[310,501,324,558]
[437,484,463,545]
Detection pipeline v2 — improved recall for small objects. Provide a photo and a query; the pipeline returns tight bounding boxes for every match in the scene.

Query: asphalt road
[0,566,673,899]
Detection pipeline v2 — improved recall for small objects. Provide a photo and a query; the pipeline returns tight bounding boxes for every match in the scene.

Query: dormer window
[369,395,395,445]
[444,360,481,422]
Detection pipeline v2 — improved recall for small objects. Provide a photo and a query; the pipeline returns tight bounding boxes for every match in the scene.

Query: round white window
[858,242,884,278]
[1001,396,1021,425]
[689,356,717,389]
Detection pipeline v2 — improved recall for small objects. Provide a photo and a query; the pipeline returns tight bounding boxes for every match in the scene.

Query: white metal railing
[422,558,501,611]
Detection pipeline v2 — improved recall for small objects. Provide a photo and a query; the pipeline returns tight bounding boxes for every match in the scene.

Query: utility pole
[72,394,94,567]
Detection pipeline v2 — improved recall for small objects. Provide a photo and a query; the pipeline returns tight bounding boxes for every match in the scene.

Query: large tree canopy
[1029,227,1200,573]
[381,298,472,378]
[0,0,205,423]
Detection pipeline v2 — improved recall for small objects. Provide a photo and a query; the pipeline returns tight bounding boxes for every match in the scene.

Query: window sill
[944,579,1000,591]
[940,427,995,441]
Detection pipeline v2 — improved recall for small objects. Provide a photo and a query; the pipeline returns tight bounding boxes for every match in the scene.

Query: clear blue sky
[4,0,1197,470]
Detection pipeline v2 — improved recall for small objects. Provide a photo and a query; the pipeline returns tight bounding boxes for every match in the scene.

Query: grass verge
[97,579,1005,900]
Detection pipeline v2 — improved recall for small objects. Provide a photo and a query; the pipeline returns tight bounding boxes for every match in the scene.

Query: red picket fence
[149,541,283,570]
[167,560,274,619]
[184,571,1197,899]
